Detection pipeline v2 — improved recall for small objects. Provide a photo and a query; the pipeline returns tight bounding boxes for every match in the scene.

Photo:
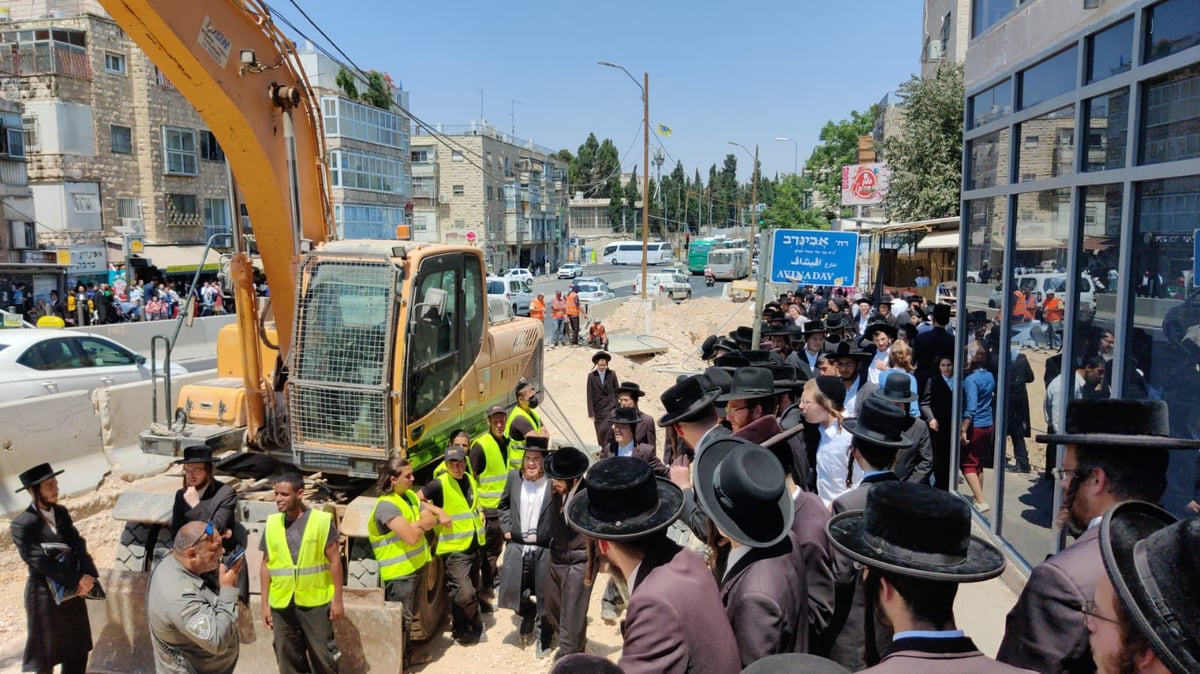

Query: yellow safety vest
[504,406,542,469]
[368,491,431,582]
[472,433,509,509]
[265,509,335,609]
[435,472,484,555]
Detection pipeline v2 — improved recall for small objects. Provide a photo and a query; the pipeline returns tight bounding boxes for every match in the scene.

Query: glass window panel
[1128,176,1200,517]
[1139,63,1200,166]
[968,128,1010,189]
[971,79,1014,128]
[1020,47,1079,110]
[1145,0,1200,63]
[1017,105,1076,181]
[972,0,1015,38]
[1086,18,1133,84]
[1083,89,1129,172]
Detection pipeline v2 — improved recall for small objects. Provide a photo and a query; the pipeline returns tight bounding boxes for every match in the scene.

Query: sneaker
[974,502,991,514]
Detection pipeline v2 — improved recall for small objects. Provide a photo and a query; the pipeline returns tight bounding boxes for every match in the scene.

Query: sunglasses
[187,522,216,550]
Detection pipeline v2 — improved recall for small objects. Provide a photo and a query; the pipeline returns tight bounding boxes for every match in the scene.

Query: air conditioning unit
[438,195,449,204]
[9,220,35,249]
[926,39,945,61]
[121,217,145,233]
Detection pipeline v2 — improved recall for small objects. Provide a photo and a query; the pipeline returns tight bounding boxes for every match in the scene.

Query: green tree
[362,70,394,109]
[594,139,621,198]
[881,63,964,221]
[607,179,626,231]
[761,174,831,230]
[571,134,599,195]
[805,107,878,218]
[716,154,739,225]
[335,67,359,100]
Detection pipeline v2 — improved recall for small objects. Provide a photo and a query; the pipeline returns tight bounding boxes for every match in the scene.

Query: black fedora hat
[786,325,808,343]
[801,320,828,336]
[764,363,805,389]
[743,350,775,365]
[764,324,793,337]
[702,366,735,399]
[658,374,721,427]
[615,381,647,399]
[609,406,642,426]
[520,434,551,453]
[699,334,720,361]
[1035,399,1200,449]
[865,321,898,341]
[827,481,1006,582]
[566,457,684,541]
[844,398,912,450]
[829,341,871,361]
[729,326,755,345]
[717,367,783,402]
[714,353,751,368]
[874,371,917,404]
[173,445,215,465]
[544,446,590,481]
[16,463,64,493]
[693,437,794,548]
[1100,501,1199,674]
[741,653,852,674]
[931,303,952,322]
[823,313,848,332]
[591,351,612,365]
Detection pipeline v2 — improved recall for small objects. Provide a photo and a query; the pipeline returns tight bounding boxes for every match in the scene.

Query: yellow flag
[656,123,673,137]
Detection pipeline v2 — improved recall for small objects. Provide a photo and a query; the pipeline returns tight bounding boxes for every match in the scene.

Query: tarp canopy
[917,231,960,250]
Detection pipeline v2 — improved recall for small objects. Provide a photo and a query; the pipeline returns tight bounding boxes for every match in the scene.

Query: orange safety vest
[565,292,581,317]
[550,297,567,319]
[1011,290,1030,320]
[1042,296,1065,322]
[530,296,546,320]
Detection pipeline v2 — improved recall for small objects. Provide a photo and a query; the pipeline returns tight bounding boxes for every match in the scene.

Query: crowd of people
[9,283,1198,674]
[3,277,246,326]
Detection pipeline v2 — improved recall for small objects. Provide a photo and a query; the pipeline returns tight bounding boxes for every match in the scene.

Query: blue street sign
[770,229,859,285]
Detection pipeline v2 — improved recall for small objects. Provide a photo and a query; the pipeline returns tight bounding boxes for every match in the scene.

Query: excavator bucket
[86,569,406,673]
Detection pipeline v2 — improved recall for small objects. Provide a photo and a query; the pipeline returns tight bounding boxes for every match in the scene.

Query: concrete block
[67,315,236,358]
[92,370,215,458]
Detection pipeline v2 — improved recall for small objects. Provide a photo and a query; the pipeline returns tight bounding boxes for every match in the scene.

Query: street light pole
[775,136,798,174]
[600,61,651,300]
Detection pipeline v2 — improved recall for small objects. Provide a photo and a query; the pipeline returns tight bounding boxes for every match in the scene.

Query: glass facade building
[960,0,1200,569]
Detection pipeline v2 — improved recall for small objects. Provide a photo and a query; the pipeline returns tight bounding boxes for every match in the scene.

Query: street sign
[841,163,890,206]
[770,229,859,286]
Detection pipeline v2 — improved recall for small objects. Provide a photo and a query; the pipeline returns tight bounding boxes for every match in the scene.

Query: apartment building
[411,124,568,273]
[921,0,971,79]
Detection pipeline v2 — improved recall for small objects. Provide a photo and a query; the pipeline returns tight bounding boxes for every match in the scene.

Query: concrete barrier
[0,390,106,515]
[67,314,237,357]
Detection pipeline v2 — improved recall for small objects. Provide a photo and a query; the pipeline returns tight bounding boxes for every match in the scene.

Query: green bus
[687,237,730,274]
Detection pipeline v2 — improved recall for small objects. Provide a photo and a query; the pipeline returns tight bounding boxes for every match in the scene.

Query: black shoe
[1014,461,1031,474]
[536,638,553,660]
[519,613,535,637]
[479,599,496,614]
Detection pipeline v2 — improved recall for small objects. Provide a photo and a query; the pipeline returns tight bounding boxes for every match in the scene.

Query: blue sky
[271,0,925,182]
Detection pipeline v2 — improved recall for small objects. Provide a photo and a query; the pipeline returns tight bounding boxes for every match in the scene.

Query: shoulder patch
[185,613,213,641]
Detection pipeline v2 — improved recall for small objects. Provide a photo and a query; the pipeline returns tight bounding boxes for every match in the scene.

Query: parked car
[557,263,583,279]
[0,328,189,403]
[659,266,684,277]
[573,281,615,305]
[505,268,535,283]
[633,272,693,301]
[988,273,1096,318]
[487,276,534,316]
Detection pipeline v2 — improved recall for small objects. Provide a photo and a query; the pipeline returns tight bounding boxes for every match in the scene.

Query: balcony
[411,162,436,177]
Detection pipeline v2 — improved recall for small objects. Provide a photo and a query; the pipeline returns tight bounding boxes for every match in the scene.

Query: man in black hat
[658,374,728,541]
[914,303,955,388]
[567,457,741,674]
[827,482,1032,673]
[721,367,811,490]
[541,447,593,659]
[497,436,553,648]
[600,407,667,476]
[996,399,1200,674]
[863,322,897,387]
[169,445,249,606]
[615,381,657,451]
[793,321,827,380]
[586,351,620,447]
[819,399,909,669]
[692,437,807,665]
[831,341,877,419]
[11,463,99,674]
[853,297,875,342]
[874,372,934,485]
[1091,501,1199,674]
[767,324,795,364]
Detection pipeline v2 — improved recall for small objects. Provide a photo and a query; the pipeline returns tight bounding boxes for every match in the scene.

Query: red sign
[466,231,477,243]
[841,163,889,206]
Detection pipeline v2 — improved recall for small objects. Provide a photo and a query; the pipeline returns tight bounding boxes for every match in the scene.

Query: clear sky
[270,0,925,183]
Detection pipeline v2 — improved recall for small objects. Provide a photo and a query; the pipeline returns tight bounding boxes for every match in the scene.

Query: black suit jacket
[893,416,934,485]
[721,536,807,667]
[586,369,619,420]
[920,373,954,428]
[497,469,553,546]
[913,326,955,385]
[600,441,668,478]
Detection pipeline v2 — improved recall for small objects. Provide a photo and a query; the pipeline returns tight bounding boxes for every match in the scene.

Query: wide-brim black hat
[823,314,849,331]
[829,341,872,361]
[717,366,784,402]
[16,463,64,493]
[801,320,828,336]
[931,303,952,322]
[729,326,755,344]
[827,482,1006,582]
[699,334,720,361]
[741,654,852,674]
[1035,399,1200,449]
[519,434,551,453]
[658,374,721,427]
[865,321,898,341]
[1100,501,1198,674]
[173,445,215,465]
[693,437,793,548]
[615,381,647,399]
[591,351,612,365]
[874,371,917,403]
[566,457,684,541]
[544,446,590,481]
[743,350,775,365]
[714,353,751,368]
[844,398,912,450]
[609,406,642,426]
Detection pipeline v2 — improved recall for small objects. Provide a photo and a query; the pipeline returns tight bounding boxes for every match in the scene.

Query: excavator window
[462,257,484,367]
[407,254,463,421]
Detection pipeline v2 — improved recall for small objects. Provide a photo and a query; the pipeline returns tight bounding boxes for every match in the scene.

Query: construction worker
[370,458,441,668]
[505,382,547,468]
[565,287,582,345]
[550,290,568,347]
[421,444,487,645]
[259,474,343,674]
[470,404,512,612]
[530,292,546,323]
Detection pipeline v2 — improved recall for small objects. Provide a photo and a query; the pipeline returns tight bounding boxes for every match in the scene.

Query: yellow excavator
[90,1,543,670]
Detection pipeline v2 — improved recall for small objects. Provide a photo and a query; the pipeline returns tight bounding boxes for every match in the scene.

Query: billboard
[841,163,890,206]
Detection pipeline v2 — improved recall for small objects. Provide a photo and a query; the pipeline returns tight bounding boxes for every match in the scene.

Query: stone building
[411,124,567,273]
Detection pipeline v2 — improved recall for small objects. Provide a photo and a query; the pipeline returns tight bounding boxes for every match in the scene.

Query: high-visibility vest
[435,473,485,555]
[529,297,546,320]
[265,509,335,609]
[472,433,509,508]
[504,406,543,468]
[565,293,581,317]
[368,491,431,582]
[550,298,567,319]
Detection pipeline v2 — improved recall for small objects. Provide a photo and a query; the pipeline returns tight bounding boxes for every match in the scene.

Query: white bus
[707,247,751,280]
[601,240,675,265]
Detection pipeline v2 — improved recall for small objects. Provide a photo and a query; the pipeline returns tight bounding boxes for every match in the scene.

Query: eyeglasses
[726,405,750,415]
[187,522,215,550]
[1081,599,1119,628]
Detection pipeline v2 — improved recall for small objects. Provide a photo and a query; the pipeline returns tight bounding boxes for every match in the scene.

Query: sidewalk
[956,576,1020,656]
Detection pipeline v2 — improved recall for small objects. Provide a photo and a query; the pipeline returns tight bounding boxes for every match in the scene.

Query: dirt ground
[0,296,736,673]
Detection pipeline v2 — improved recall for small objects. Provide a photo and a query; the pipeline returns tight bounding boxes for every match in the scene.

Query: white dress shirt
[816,422,861,507]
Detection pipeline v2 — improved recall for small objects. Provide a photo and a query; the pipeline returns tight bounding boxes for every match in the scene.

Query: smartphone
[222,545,245,568]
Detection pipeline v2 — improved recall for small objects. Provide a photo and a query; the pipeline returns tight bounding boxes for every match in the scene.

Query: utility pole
[641,71,650,300]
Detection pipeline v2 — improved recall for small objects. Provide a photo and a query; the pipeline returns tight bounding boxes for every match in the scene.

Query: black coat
[634,410,657,451]
[894,416,935,485]
[721,537,807,667]
[11,503,97,670]
[600,441,668,478]
[497,471,553,611]
[913,326,955,387]
[585,370,619,421]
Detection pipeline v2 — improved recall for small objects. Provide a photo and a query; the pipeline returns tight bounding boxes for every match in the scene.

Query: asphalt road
[529,262,728,301]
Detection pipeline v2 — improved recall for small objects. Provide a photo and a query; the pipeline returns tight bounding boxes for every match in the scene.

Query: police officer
[421,444,487,644]
[470,404,512,612]
[148,521,242,674]
[259,474,344,674]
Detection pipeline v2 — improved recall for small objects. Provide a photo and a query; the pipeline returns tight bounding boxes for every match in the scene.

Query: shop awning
[917,231,960,250]
[142,245,221,274]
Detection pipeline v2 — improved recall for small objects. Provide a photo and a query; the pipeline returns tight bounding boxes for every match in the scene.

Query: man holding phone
[148,520,243,674]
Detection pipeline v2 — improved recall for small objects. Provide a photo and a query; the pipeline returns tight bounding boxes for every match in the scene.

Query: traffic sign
[770,229,859,286]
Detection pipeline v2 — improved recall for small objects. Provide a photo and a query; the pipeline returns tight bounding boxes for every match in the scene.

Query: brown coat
[634,410,657,451]
[600,441,668,478]
[722,536,808,666]
[792,490,836,639]
[619,541,742,674]
[864,636,1037,674]
[587,369,620,446]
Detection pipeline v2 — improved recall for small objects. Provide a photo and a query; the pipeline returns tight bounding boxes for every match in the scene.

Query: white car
[487,276,534,316]
[0,328,189,403]
[557,263,583,279]
[573,281,615,304]
[659,266,684,277]
[505,268,534,283]
[633,272,693,301]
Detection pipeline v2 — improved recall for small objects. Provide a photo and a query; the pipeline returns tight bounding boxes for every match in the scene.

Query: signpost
[769,229,860,287]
